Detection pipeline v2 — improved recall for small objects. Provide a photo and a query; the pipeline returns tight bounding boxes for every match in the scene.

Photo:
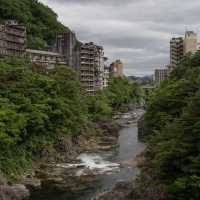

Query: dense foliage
[141,52,200,200]
[86,77,141,121]
[0,57,140,181]
[0,57,86,180]
[0,0,68,49]
[105,77,141,110]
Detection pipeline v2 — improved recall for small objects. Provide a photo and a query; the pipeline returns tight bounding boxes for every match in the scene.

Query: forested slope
[135,52,200,200]
[0,57,141,181]
[0,0,142,183]
[0,0,68,49]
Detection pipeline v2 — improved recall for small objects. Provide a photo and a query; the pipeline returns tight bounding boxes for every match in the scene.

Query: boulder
[0,184,29,200]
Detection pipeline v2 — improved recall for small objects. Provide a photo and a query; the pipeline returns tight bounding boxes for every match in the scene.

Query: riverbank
[29,109,144,200]
[0,119,120,200]
[27,109,145,200]
[0,108,144,200]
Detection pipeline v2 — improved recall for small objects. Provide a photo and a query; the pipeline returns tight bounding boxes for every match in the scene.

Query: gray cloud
[40,0,200,76]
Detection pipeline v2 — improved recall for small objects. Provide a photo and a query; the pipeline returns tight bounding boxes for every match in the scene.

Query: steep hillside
[0,0,68,49]
[134,52,200,200]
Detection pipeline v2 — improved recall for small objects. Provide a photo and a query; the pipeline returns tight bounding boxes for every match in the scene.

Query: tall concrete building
[170,37,184,67]
[170,31,198,68]
[55,31,80,69]
[80,42,106,95]
[184,31,197,54]
[154,69,169,84]
[0,20,26,58]
[110,60,124,77]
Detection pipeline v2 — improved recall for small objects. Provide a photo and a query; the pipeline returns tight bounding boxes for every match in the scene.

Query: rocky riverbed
[0,109,144,200]
[26,109,145,200]
[0,175,29,200]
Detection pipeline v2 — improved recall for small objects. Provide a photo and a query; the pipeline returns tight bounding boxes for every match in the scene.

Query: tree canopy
[0,57,141,181]
[0,0,68,49]
[141,51,200,200]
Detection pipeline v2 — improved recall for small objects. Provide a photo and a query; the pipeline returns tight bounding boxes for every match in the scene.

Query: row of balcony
[81,78,94,82]
[7,45,25,51]
[5,28,26,37]
[80,74,94,77]
[5,36,25,44]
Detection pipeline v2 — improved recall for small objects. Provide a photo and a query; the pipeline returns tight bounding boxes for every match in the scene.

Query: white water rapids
[77,153,120,175]
[55,153,120,176]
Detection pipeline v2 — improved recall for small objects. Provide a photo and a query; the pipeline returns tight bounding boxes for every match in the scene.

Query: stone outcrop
[0,175,29,200]
[21,120,120,195]
[94,181,133,200]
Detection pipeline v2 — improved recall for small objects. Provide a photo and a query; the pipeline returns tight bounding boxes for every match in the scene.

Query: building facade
[184,31,197,54]
[0,20,26,58]
[110,59,124,77]
[154,69,169,84]
[102,57,110,88]
[170,37,184,67]
[170,31,198,68]
[0,20,111,95]
[55,31,80,70]
[80,42,106,95]
[26,49,66,69]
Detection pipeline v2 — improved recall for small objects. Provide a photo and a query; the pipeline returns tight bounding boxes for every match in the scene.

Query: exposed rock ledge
[19,120,121,197]
[94,181,133,200]
[0,175,29,200]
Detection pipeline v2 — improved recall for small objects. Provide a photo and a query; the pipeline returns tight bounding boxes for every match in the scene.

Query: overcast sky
[40,0,200,76]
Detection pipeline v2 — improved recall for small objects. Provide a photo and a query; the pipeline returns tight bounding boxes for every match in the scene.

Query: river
[30,110,145,200]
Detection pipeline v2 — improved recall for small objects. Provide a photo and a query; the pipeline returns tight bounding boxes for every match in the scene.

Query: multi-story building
[80,42,106,95]
[55,31,80,70]
[0,20,26,58]
[184,31,197,54]
[170,37,184,67]
[0,20,110,94]
[26,49,66,69]
[102,57,110,88]
[170,31,198,68]
[154,69,169,84]
[110,59,124,77]
[103,65,110,88]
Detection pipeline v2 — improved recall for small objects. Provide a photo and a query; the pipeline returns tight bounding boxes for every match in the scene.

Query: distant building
[184,31,197,54]
[170,31,198,68]
[55,31,80,70]
[26,49,66,69]
[170,37,184,67]
[0,20,26,58]
[154,69,169,84]
[103,57,110,88]
[110,59,123,77]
